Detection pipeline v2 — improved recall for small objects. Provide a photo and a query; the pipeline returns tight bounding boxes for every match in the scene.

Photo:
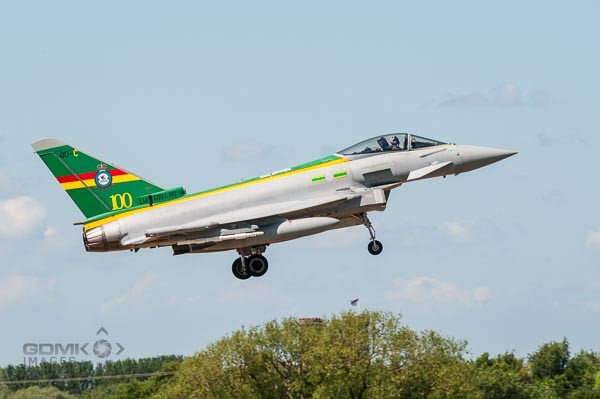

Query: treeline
[0,355,182,398]
[153,312,600,399]
[1,312,600,398]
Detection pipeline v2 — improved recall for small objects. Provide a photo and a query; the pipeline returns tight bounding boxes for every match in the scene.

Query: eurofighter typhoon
[32,134,515,279]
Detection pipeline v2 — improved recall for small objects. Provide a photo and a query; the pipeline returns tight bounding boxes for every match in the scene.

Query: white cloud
[43,226,58,238]
[490,83,521,106]
[221,142,271,162]
[426,83,551,109]
[0,274,56,308]
[386,276,492,306]
[585,230,600,249]
[438,220,471,241]
[101,272,158,314]
[0,196,47,239]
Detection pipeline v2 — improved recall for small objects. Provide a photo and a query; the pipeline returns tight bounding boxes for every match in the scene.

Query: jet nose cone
[459,145,517,173]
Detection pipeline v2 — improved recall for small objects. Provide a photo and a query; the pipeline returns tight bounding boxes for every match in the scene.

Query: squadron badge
[95,163,112,188]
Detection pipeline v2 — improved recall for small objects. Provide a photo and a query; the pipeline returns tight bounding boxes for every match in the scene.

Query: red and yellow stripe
[57,169,140,190]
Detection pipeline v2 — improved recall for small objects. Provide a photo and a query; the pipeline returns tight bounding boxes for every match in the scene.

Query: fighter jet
[32,133,515,279]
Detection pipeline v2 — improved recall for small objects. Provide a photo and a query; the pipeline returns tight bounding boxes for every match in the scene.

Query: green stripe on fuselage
[291,155,339,171]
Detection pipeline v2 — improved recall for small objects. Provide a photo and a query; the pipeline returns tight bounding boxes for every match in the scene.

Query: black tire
[247,254,269,277]
[232,258,251,280]
[368,240,383,255]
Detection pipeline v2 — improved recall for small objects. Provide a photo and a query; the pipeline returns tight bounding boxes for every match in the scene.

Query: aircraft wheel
[247,254,269,277]
[232,258,251,280]
[368,240,383,255]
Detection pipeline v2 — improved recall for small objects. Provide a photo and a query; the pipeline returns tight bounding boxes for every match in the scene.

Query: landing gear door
[359,188,387,210]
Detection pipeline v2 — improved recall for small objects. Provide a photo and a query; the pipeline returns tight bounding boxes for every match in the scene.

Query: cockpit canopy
[338,133,446,156]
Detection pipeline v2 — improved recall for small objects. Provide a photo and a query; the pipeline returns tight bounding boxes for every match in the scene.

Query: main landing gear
[231,214,383,279]
[232,247,269,280]
[360,213,383,255]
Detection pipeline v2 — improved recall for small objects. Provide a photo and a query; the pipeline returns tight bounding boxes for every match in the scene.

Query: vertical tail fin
[32,138,164,218]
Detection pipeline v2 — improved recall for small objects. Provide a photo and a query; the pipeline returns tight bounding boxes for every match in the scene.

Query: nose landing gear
[359,213,383,256]
[368,240,383,255]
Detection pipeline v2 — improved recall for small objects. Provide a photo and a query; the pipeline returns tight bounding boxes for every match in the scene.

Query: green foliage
[78,384,119,399]
[112,360,180,399]
[2,313,600,399]
[1,361,94,394]
[474,352,529,399]
[1,355,182,397]
[2,385,77,399]
[528,338,570,380]
[153,313,600,399]
[154,311,478,399]
[525,339,600,398]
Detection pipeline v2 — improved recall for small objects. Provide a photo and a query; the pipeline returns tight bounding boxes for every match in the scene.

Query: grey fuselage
[83,142,514,255]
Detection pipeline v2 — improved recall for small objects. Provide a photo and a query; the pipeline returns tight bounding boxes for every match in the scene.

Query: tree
[3,386,77,399]
[562,350,600,398]
[155,311,479,399]
[112,359,181,399]
[474,352,529,399]
[527,339,600,399]
[528,338,570,380]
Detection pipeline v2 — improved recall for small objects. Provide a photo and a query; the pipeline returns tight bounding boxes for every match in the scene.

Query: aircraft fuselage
[33,133,515,279]
[82,143,513,255]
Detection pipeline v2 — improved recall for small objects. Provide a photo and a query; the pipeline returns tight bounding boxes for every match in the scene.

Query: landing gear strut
[232,247,269,280]
[360,213,383,255]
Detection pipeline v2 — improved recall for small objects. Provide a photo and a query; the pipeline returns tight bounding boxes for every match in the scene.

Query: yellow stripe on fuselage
[83,157,349,230]
[61,174,141,190]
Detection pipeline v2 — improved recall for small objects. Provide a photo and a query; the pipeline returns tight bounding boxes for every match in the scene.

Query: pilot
[389,135,400,149]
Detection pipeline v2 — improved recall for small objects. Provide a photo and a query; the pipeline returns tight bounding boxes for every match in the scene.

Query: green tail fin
[32,138,164,218]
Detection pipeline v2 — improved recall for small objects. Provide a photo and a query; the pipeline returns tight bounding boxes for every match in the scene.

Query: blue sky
[1,1,599,365]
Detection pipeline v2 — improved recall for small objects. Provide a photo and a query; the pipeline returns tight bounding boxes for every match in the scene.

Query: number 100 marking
[109,193,133,210]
